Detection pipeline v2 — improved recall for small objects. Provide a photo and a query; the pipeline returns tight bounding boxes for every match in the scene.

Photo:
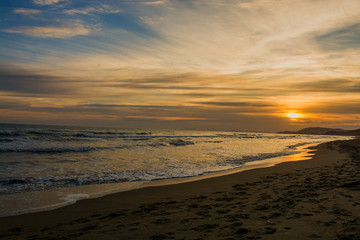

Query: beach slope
[1,139,359,239]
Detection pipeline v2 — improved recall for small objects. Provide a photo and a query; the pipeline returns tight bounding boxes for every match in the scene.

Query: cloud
[0,100,31,110]
[14,8,41,16]
[64,5,123,15]
[79,104,182,110]
[140,16,164,25]
[237,0,276,9]
[304,101,360,115]
[316,22,360,51]
[141,0,167,5]
[290,79,360,93]
[7,0,360,74]
[4,22,94,39]
[0,67,76,95]
[2,0,360,131]
[123,116,205,121]
[33,0,64,5]
[193,102,272,107]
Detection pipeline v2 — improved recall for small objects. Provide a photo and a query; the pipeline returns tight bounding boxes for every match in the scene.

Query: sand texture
[0,139,359,240]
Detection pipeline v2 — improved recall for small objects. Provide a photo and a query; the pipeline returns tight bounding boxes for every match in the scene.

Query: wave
[169,139,195,146]
[0,168,208,195]
[286,142,312,149]
[0,129,134,137]
[0,173,137,195]
[0,129,272,140]
[0,148,301,195]
[0,132,23,137]
[0,138,14,142]
[0,146,101,154]
[225,151,299,165]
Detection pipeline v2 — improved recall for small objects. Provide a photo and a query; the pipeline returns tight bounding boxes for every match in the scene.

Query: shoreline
[0,143,317,218]
[1,139,359,239]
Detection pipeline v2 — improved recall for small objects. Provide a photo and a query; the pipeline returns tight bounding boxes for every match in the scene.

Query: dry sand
[0,139,359,240]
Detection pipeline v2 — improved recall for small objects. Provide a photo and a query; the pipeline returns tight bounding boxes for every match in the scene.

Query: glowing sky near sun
[0,0,359,131]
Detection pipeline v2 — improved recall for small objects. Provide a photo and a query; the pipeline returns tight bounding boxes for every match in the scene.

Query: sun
[287,112,300,120]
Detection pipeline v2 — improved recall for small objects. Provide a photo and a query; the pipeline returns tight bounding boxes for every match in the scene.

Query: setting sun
[287,112,300,120]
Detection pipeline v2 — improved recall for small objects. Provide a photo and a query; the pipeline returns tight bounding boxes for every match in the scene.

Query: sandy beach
[0,138,359,240]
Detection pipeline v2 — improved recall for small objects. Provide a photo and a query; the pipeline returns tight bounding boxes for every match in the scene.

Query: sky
[0,0,359,132]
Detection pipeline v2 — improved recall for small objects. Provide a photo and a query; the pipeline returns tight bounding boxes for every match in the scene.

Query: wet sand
[0,139,359,240]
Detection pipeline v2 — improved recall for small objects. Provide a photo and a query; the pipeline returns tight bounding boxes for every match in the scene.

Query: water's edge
[0,143,319,218]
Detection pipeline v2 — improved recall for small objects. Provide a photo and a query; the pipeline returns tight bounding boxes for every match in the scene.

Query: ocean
[0,123,351,216]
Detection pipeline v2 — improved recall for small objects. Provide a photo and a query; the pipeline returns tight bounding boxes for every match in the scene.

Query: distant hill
[279,127,360,136]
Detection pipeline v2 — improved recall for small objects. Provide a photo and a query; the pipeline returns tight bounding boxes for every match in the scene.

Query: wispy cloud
[4,22,94,39]
[0,67,77,95]
[33,0,65,5]
[316,22,360,51]
[14,8,41,16]
[64,5,122,15]
[193,102,272,108]
[141,0,167,5]
[289,79,360,93]
[140,16,164,25]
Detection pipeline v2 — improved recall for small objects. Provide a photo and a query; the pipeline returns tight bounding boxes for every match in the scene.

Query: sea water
[0,123,351,216]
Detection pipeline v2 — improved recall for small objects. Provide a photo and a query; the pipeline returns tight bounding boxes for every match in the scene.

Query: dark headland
[279,127,360,136]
